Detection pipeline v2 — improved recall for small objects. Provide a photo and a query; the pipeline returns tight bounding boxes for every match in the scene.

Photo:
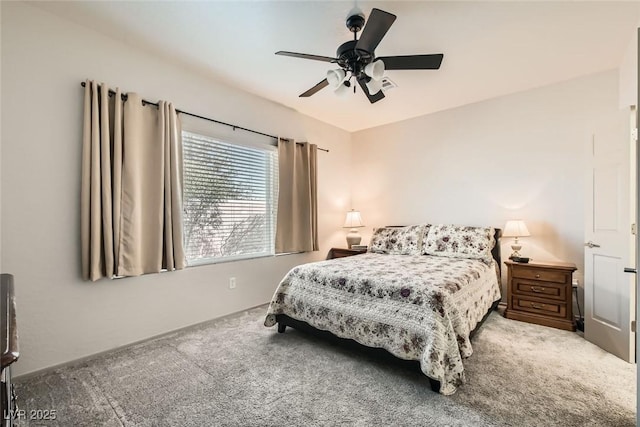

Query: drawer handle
[530,302,544,309]
[531,286,545,293]
[534,274,541,278]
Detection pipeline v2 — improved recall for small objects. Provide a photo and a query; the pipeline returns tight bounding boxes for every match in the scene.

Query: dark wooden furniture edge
[492,228,502,275]
[327,247,367,259]
[1,274,18,369]
[2,274,18,427]
[502,259,577,270]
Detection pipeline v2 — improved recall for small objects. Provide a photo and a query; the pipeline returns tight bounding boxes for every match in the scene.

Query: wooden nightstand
[504,259,577,331]
[327,247,367,259]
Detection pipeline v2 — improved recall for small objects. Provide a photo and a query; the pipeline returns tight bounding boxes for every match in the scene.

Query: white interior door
[584,107,636,363]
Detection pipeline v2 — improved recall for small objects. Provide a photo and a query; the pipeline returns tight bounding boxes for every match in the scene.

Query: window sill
[275,251,304,256]
[186,251,309,267]
[187,253,275,267]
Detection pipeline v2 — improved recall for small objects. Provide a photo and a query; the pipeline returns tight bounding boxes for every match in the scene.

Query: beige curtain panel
[81,80,186,281]
[275,138,318,253]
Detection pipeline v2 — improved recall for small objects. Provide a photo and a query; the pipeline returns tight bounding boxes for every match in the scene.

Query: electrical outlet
[572,278,579,286]
[229,277,236,289]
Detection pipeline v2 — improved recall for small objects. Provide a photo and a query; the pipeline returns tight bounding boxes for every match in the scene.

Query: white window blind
[182,131,278,264]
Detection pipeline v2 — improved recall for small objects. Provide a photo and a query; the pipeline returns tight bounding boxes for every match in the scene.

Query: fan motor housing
[336,40,373,73]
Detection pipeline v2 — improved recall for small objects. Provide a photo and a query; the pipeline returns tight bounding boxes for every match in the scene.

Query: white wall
[618,17,640,109]
[0,2,352,376]
[351,70,624,299]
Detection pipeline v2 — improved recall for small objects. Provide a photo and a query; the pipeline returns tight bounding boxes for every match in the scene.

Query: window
[182,131,278,264]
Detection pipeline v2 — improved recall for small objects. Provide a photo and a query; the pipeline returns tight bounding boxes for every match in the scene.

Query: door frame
[632,28,640,427]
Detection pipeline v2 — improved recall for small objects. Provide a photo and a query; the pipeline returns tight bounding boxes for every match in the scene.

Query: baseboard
[14,302,270,381]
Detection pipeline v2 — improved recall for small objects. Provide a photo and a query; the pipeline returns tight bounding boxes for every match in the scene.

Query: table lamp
[343,210,364,248]
[503,220,530,259]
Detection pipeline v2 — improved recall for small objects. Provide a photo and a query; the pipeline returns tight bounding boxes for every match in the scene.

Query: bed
[264,224,502,395]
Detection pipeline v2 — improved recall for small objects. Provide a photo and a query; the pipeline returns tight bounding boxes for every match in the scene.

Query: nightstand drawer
[512,296,566,318]
[512,279,565,301]
[511,266,568,284]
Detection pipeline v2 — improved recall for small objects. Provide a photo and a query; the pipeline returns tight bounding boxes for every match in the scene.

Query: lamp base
[346,229,362,249]
[509,244,523,259]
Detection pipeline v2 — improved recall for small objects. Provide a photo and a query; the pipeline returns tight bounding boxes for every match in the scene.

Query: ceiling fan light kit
[326,69,347,89]
[365,77,382,95]
[364,60,385,80]
[335,81,352,97]
[276,8,444,104]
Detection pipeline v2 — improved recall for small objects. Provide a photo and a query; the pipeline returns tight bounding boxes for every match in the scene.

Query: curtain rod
[80,82,329,153]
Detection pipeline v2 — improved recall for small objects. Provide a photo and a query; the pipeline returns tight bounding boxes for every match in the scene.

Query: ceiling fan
[276,8,444,104]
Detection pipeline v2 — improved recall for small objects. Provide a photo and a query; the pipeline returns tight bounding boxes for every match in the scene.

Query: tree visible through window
[182,131,278,264]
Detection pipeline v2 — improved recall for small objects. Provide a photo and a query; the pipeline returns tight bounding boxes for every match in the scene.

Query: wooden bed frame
[274,228,502,392]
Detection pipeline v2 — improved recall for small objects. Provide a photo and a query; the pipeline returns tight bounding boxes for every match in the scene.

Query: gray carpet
[15,306,636,426]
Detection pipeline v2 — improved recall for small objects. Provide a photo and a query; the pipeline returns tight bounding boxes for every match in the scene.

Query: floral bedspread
[264,253,501,395]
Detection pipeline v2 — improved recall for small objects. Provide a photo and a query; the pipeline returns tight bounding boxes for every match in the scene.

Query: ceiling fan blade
[377,54,444,70]
[355,8,396,53]
[299,79,330,97]
[276,51,337,63]
[357,77,385,104]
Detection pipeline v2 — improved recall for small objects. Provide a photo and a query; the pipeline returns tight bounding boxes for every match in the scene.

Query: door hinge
[632,128,638,142]
[632,320,636,333]
[632,224,637,235]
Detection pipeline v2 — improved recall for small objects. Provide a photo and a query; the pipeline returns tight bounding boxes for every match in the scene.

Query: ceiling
[32,1,640,132]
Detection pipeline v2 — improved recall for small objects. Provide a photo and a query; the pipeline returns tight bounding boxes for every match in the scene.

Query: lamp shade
[343,210,364,228]
[364,60,385,80]
[327,69,346,89]
[365,78,383,95]
[503,220,531,237]
[334,81,351,97]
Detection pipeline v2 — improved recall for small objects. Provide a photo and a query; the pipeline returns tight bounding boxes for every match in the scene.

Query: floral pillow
[423,224,495,263]
[368,224,429,255]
